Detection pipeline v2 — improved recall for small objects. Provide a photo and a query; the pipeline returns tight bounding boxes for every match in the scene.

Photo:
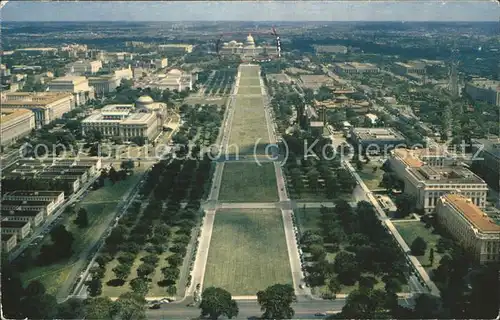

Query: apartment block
[436,193,500,263]
[1,209,44,227]
[2,234,17,253]
[1,220,31,241]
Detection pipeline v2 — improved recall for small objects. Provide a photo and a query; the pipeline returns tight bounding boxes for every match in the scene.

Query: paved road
[187,210,216,296]
[147,298,346,319]
[147,297,414,319]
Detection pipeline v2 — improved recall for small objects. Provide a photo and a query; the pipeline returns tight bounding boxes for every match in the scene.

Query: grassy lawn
[294,208,322,232]
[393,221,443,268]
[356,162,384,191]
[239,65,261,78]
[203,209,292,295]
[19,165,148,297]
[228,95,270,154]
[218,162,278,202]
[237,85,262,95]
[239,77,261,87]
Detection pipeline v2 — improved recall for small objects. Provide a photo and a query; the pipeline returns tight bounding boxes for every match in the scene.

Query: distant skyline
[1,1,499,22]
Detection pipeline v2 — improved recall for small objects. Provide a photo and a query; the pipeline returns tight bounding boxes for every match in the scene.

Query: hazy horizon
[1,1,499,22]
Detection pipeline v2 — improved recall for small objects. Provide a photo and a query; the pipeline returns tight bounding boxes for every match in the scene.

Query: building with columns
[220,34,275,58]
[47,76,95,106]
[389,148,488,213]
[436,193,500,264]
[81,96,166,141]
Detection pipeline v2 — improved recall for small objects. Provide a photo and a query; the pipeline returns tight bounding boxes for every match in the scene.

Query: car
[314,312,327,317]
[149,304,161,310]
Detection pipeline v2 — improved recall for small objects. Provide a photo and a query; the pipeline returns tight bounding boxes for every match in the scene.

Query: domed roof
[246,33,255,47]
[136,95,154,104]
[168,69,182,75]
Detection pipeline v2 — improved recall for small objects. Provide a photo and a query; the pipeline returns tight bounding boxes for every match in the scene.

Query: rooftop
[1,234,16,241]
[352,127,405,141]
[4,190,63,197]
[409,165,486,185]
[442,193,500,232]
[2,93,73,107]
[0,109,33,124]
[1,199,52,207]
[1,209,44,217]
[1,220,30,228]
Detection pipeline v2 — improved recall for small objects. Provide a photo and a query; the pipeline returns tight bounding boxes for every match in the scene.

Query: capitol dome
[245,33,255,47]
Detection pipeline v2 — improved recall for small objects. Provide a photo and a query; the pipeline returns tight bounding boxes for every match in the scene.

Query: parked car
[149,304,161,310]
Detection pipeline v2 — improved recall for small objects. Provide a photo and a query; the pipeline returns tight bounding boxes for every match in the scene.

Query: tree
[1,263,25,318]
[22,280,58,320]
[137,263,155,278]
[333,252,360,285]
[341,288,388,319]
[429,248,435,266]
[130,278,149,296]
[113,264,131,282]
[394,194,416,218]
[410,237,427,256]
[57,297,85,319]
[87,278,103,296]
[327,277,341,295]
[112,292,147,320]
[75,208,89,228]
[84,297,114,319]
[199,287,239,320]
[413,293,442,319]
[257,284,296,320]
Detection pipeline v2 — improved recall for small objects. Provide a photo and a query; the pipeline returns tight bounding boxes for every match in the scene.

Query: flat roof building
[2,233,17,253]
[2,92,73,128]
[471,138,500,191]
[393,61,426,76]
[157,44,193,53]
[1,209,45,228]
[1,220,31,241]
[67,60,102,75]
[389,148,489,213]
[333,62,380,75]
[436,193,500,264]
[0,108,35,146]
[465,79,500,106]
[313,45,348,54]
[88,75,120,96]
[47,76,95,106]
[350,127,406,151]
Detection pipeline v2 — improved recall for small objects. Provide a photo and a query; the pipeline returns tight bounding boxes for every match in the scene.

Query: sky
[1,1,499,22]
